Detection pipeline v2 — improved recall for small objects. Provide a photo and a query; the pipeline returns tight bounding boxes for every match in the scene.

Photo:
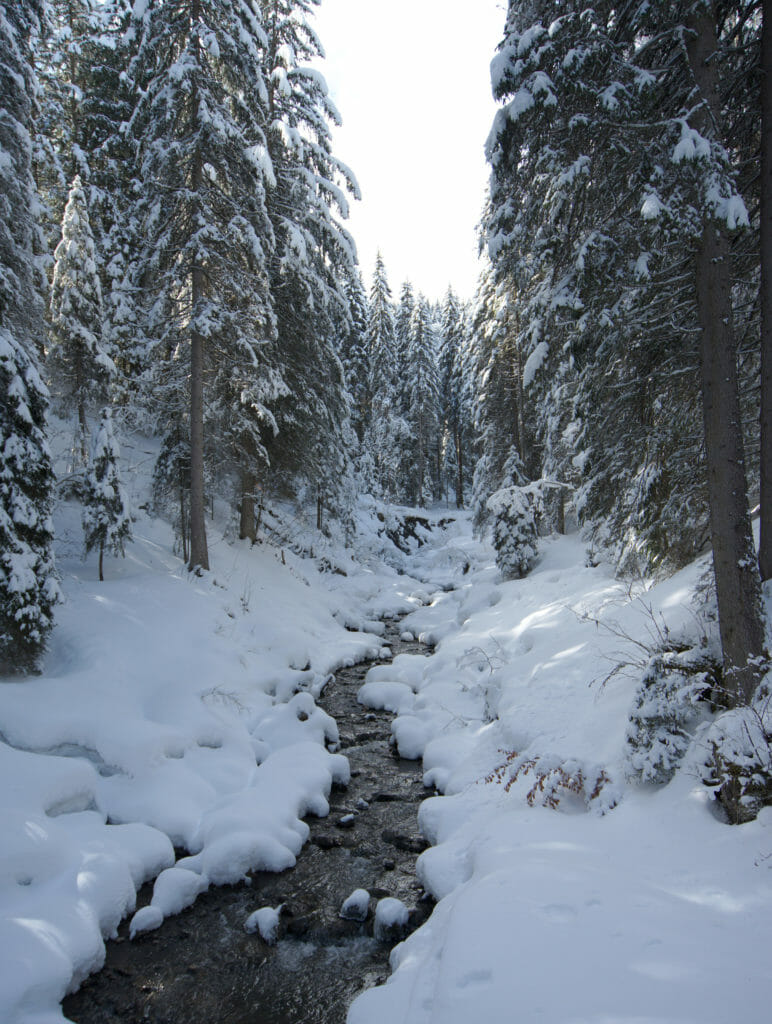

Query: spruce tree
[406,296,439,507]
[258,0,358,524]
[340,269,370,443]
[125,0,280,570]
[82,407,131,580]
[486,1,766,706]
[0,1,59,674]
[48,173,114,463]
[363,254,404,500]
[439,287,469,507]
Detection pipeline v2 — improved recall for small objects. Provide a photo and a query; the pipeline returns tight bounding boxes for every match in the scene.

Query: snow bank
[0,484,448,1024]
[350,531,772,1024]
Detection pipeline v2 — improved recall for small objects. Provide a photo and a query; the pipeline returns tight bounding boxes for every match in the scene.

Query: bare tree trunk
[240,469,256,543]
[696,224,765,704]
[417,407,423,503]
[179,478,188,563]
[188,312,208,571]
[760,2,772,580]
[687,10,766,706]
[98,539,104,582]
[188,126,209,570]
[456,425,464,508]
[77,399,89,466]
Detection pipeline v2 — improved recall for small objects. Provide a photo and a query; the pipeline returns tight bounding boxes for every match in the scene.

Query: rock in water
[340,888,370,922]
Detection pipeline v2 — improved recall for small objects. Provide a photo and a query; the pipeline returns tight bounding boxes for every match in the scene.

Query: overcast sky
[312,0,506,304]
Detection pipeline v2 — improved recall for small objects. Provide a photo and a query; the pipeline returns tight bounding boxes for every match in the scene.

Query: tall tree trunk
[179,477,189,564]
[418,409,425,507]
[98,538,104,583]
[240,469,256,543]
[687,10,766,706]
[456,425,464,508]
[188,137,209,570]
[696,223,765,705]
[77,398,89,466]
[760,2,772,580]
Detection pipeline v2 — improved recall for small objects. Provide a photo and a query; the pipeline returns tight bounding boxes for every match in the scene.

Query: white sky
[312,0,507,304]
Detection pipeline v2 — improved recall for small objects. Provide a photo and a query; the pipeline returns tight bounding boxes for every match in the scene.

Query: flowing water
[63,620,433,1024]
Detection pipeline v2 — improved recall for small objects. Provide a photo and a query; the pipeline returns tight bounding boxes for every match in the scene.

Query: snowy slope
[2,472,771,1024]
[349,531,772,1024]
[0,468,444,1024]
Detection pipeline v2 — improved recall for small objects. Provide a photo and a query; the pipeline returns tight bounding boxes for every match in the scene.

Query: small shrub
[701,704,772,824]
[625,648,719,784]
[486,484,541,579]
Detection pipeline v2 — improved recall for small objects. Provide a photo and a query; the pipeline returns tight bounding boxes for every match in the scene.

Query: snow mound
[373,897,409,942]
[340,888,370,921]
[244,905,282,944]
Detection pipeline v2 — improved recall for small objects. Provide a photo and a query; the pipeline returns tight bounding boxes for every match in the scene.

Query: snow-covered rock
[340,888,370,922]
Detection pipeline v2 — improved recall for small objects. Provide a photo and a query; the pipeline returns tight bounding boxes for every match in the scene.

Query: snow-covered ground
[0,428,460,1024]
[350,532,772,1024]
[2,447,771,1023]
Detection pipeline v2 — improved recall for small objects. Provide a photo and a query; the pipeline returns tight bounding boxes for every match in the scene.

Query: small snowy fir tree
[486,484,540,579]
[82,408,131,581]
[625,649,717,785]
[49,174,114,464]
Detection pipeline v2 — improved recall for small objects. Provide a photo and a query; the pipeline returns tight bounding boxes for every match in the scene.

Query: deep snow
[349,533,772,1024]
[1,440,771,1023]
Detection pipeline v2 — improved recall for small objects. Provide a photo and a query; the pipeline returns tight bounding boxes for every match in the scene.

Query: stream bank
[63,619,433,1024]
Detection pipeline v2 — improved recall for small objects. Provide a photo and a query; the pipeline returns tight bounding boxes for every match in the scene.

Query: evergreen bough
[0,330,59,673]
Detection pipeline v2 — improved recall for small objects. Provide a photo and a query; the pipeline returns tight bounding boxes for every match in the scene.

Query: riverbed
[63,619,433,1024]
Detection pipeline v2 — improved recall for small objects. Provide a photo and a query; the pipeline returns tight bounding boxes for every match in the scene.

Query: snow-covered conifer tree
[34,0,104,243]
[340,270,370,442]
[363,254,405,500]
[438,287,470,507]
[257,0,359,524]
[82,407,131,580]
[0,1,59,674]
[125,0,281,569]
[486,1,765,713]
[48,174,114,463]
[405,296,439,507]
[393,279,415,422]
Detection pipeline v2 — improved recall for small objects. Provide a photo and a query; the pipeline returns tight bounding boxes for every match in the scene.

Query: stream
[63,618,433,1024]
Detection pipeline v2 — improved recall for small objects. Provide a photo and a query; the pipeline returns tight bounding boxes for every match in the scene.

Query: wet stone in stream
[63,621,434,1024]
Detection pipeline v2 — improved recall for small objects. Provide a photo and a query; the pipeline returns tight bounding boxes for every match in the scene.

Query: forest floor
[1,446,771,1023]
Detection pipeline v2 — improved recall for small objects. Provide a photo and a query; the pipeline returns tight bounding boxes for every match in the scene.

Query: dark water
[63,621,433,1024]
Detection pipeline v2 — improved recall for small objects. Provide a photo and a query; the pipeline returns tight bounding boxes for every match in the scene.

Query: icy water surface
[63,621,433,1024]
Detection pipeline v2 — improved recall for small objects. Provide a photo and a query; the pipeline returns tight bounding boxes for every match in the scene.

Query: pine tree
[405,296,439,507]
[34,0,103,244]
[438,287,469,507]
[393,279,415,421]
[0,1,59,674]
[48,173,114,463]
[125,0,280,570]
[82,407,131,580]
[486,1,765,707]
[340,269,370,442]
[257,0,358,526]
[468,265,527,529]
[363,254,405,499]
